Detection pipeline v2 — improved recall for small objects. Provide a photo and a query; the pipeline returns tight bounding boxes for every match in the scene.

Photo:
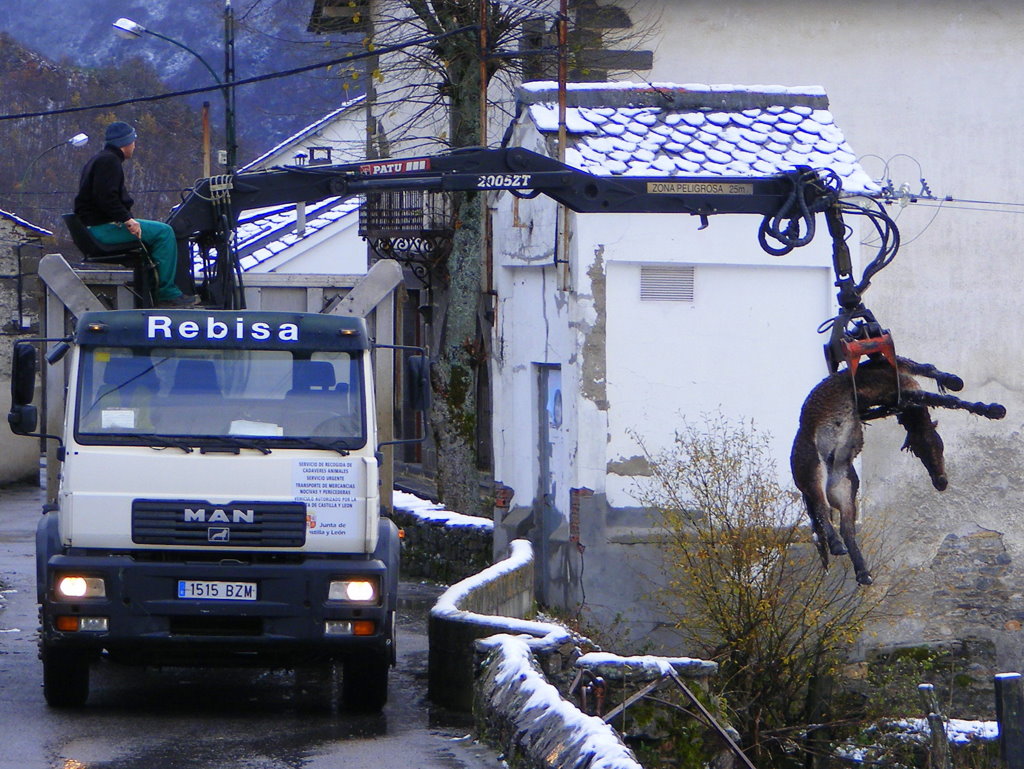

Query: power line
[0,25,477,123]
[912,200,1024,216]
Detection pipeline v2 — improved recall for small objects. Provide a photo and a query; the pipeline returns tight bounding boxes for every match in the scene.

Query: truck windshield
[75,347,366,448]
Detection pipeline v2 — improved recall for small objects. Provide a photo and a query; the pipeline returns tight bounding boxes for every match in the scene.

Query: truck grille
[132,500,307,547]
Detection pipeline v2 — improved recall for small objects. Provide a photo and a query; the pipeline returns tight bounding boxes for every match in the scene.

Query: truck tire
[42,647,90,707]
[341,655,389,712]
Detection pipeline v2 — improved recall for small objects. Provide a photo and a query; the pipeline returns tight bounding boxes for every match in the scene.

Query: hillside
[0,33,215,246]
[0,0,361,169]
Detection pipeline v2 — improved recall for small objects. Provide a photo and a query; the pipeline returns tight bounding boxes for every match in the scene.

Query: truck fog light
[79,616,109,632]
[324,619,376,637]
[328,579,378,602]
[54,615,108,632]
[56,575,106,599]
[325,620,354,636]
[352,620,375,636]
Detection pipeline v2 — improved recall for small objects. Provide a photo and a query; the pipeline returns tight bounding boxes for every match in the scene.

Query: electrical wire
[0,25,478,124]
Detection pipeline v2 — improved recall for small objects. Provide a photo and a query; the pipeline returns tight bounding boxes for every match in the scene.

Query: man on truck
[74,121,198,308]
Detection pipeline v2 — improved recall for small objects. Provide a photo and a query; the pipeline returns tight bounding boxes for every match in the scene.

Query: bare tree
[361,0,655,515]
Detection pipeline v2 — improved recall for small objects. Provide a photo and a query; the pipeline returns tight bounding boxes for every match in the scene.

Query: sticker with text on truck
[177,580,257,601]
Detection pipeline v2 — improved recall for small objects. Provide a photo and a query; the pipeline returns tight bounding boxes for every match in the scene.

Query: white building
[621,0,1024,668]
[232,96,368,277]
[490,83,876,628]
[301,0,1024,666]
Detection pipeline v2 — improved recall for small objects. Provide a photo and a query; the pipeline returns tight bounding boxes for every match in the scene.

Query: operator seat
[62,213,156,308]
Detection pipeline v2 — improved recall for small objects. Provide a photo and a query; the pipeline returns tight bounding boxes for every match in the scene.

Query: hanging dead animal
[790,356,1005,586]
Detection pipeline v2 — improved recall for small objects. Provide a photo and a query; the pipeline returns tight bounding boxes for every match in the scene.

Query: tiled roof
[193,196,361,273]
[518,82,879,195]
[235,196,361,271]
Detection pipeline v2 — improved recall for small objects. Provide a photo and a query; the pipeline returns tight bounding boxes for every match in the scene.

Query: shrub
[634,413,891,767]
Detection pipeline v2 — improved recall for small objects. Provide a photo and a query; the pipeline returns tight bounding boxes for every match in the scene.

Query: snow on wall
[394,489,494,531]
[477,635,644,769]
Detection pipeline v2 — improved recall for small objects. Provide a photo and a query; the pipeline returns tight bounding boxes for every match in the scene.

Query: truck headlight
[328,578,378,603]
[56,575,106,599]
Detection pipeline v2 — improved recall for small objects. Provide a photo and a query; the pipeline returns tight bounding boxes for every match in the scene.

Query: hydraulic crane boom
[166,145,896,375]
[167,146,832,237]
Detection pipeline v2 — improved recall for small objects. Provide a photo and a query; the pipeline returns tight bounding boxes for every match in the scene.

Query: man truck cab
[10,309,402,710]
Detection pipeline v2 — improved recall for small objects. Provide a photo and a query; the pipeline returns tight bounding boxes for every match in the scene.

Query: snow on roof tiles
[192,195,361,274]
[518,82,879,195]
[0,207,51,236]
[235,196,361,271]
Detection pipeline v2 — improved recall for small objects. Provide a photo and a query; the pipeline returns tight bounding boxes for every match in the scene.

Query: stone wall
[427,539,558,711]
[474,637,644,769]
[392,507,493,583]
[0,218,49,486]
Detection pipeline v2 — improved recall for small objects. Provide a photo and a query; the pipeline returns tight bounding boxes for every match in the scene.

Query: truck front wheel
[42,646,90,707]
[341,655,389,712]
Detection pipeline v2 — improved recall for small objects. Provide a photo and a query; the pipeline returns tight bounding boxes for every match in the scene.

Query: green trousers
[88,220,182,301]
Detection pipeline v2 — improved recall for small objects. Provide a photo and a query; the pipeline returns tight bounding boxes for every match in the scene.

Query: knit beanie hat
[105,121,137,148]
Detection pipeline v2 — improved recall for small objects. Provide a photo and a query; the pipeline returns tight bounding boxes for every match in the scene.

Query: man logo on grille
[208,527,230,542]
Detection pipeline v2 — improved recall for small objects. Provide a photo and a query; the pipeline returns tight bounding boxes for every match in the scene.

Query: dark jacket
[74,144,134,225]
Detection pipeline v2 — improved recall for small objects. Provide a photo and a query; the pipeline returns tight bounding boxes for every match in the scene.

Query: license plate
[177,580,257,601]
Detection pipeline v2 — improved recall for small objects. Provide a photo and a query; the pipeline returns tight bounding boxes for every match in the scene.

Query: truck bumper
[40,553,394,668]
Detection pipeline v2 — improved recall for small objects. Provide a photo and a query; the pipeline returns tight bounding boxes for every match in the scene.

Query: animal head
[897,405,947,491]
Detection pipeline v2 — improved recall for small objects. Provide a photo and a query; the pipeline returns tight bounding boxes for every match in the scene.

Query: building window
[640,265,694,302]
[308,146,332,165]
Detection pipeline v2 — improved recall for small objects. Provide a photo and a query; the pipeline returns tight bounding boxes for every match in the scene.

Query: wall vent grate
[640,265,695,302]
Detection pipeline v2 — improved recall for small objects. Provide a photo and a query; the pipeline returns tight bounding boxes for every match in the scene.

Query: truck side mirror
[406,355,431,412]
[11,342,36,406]
[8,404,38,435]
[8,342,38,436]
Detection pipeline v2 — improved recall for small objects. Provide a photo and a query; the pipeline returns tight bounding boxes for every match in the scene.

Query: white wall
[244,97,368,171]
[491,117,840,537]
[603,260,832,504]
[626,1,1024,655]
[635,0,1022,499]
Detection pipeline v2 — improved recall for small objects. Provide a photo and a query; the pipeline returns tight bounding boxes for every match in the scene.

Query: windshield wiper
[211,436,274,455]
[130,433,195,453]
[274,436,352,456]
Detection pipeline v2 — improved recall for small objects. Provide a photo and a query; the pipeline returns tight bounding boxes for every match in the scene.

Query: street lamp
[17,132,90,189]
[112,8,236,173]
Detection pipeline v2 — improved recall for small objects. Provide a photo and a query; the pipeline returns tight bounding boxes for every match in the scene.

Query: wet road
[0,483,504,769]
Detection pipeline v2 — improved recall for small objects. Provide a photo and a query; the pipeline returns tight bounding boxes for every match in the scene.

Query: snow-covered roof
[518,82,879,195]
[233,196,362,272]
[0,207,52,236]
[241,94,365,172]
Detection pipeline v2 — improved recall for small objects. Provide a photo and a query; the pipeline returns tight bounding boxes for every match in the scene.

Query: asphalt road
[0,482,505,769]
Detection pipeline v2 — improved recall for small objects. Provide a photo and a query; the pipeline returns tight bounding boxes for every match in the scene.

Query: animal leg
[825,447,872,585]
[895,357,964,392]
[802,493,835,569]
[902,389,1007,420]
[791,430,843,565]
[837,464,872,585]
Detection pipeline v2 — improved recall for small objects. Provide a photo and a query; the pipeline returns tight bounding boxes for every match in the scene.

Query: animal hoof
[941,374,964,392]
[829,541,848,556]
[987,403,1007,420]
[933,475,948,491]
[856,572,874,586]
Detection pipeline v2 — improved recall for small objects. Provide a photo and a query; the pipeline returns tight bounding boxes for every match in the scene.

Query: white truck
[8,308,408,709]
